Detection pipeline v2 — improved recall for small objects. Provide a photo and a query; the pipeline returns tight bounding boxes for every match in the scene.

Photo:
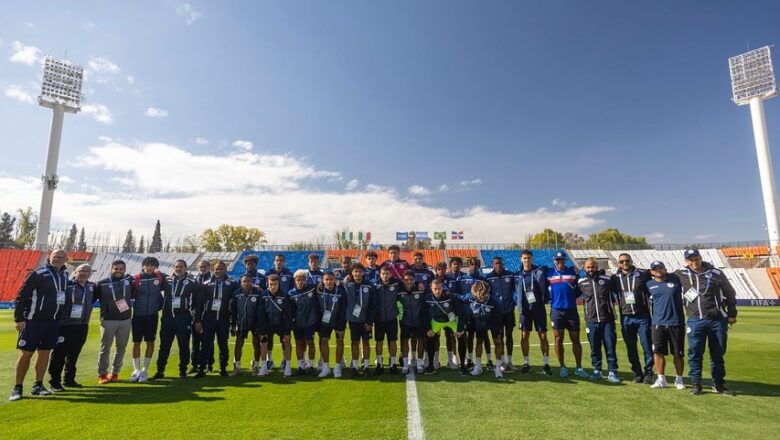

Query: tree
[137,236,145,253]
[149,220,163,253]
[200,225,266,252]
[0,212,16,247]
[14,207,37,249]
[526,229,565,248]
[585,228,649,249]
[122,229,136,253]
[77,227,87,251]
[65,224,78,251]
[563,232,586,248]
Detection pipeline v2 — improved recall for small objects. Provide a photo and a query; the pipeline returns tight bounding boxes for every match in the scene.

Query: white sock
[390,356,396,365]
[266,351,273,362]
[496,359,503,369]
[433,351,439,362]
[234,360,241,368]
[467,353,473,360]
[447,351,453,360]
[523,356,530,364]
[507,355,512,364]
[676,375,683,381]
[542,356,549,365]
[132,358,140,371]
[298,358,305,369]
[351,360,358,368]
[363,359,369,368]
[403,357,408,367]
[487,353,493,361]
[475,358,482,368]
[144,358,152,370]
[376,355,383,366]
[658,374,666,381]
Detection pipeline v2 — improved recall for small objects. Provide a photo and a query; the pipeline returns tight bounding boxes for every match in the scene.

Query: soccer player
[382,244,409,279]
[190,259,213,374]
[578,258,620,383]
[364,251,381,285]
[10,249,68,401]
[129,257,167,383]
[484,256,516,372]
[317,271,347,378]
[460,257,491,369]
[611,253,653,384]
[344,263,375,377]
[516,250,552,375]
[334,255,353,281]
[643,261,686,390]
[410,252,435,288]
[93,259,135,384]
[267,253,294,293]
[258,274,294,377]
[229,275,262,376]
[374,266,401,374]
[194,260,236,377]
[464,281,504,378]
[397,271,427,374]
[288,270,320,375]
[155,260,198,379]
[546,252,587,378]
[423,279,463,374]
[675,249,737,396]
[243,254,268,372]
[306,253,325,286]
[48,263,94,392]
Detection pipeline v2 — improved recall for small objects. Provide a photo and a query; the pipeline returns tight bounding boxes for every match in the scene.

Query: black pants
[48,325,89,385]
[157,314,192,374]
[201,316,230,370]
[191,326,214,368]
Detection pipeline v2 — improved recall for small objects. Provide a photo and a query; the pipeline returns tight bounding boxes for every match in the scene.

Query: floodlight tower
[33,57,84,251]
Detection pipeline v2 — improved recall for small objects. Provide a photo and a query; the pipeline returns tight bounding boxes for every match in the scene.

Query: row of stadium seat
[478,249,569,272]
[88,252,202,282]
[722,268,763,300]
[607,249,726,272]
[721,246,770,257]
[0,250,42,301]
[228,251,326,278]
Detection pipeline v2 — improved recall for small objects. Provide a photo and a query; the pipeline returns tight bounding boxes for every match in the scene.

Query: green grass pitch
[0,308,778,439]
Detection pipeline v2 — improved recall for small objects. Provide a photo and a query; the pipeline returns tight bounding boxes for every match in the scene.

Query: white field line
[405,369,425,440]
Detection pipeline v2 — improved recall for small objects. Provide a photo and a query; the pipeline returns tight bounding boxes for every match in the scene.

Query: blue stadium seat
[228,250,325,278]
[479,249,569,272]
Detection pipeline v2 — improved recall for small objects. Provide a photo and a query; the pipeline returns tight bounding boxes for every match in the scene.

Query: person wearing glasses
[611,253,653,384]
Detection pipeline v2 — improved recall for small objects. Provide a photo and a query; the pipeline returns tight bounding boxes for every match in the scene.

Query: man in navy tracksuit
[306,253,325,287]
[579,258,620,383]
[49,263,94,392]
[130,256,167,383]
[675,249,737,396]
[611,253,654,384]
[344,263,376,377]
[190,259,213,374]
[10,249,68,401]
[364,251,381,285]
[410,252,435,288]
[317,271,347,378]
[267,254,294,294]
[194,260,236,377]
[243,254,269,372]
[397,271,428,374]
[288,270,320,375]
[230,276,262,376]
[463,280,504,378]
[333,255,353,281]
[516,250,551,375]
[546,252,587,378]
[484,256,517,372]
[155,260,198,379]
[644,261,686,390]
[259,274,294,377]
[374,266,401,374]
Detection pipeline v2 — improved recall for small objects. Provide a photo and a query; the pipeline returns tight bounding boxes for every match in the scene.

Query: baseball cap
[553,251,566,260]
[683,249,701,260]
[650,261,666,270]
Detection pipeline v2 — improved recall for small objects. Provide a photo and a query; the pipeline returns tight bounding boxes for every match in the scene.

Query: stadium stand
[445,249,480,261]
[569,249,612,259]
[326,249,361,269]
[192,252,240,272]
[722,268,763,300]
[228,250,325,278]
[609,249,725,271]
[67,251,93,262]
[765,267,780,297]
[361,250,444,267]
[0,249,43,302]
[722,246,769,257]
[479,249,569,272]
[89,252,202,281]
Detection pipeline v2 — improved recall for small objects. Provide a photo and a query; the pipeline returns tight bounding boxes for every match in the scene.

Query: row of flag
[396,231,464,241]
[340,231,372,241]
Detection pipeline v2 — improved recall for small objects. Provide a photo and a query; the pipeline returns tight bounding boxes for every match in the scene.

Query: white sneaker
[433,358,441,369]
[317,359,324,371]
[675,377,685,390]
[334,364,342,378]
[410,358,417,368]
[283,363,292,377]
[251,362,259,375]
[402,364,409,374]
[495,367,503,379]
[651,377,667,389]
[129,370,141,383]
[447,360,458,369]
[318,366,331,378]
[471,365,483,376]
[257,364,269,377]
[417,364,425,374]
[138,370,148,383]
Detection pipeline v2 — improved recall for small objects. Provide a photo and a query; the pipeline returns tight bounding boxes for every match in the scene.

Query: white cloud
[232,140,253,151]
[145,107,168,118]
[345,179,359,191]
[4,84,35,104]
[126,75,135,85]
[458,178,482,191]
[88,57,120,74]
[646,232,666,242]
[176,3,202,25]
[81,104,113,124]
[408,183,449,196]
[9,41,43,65]
[82,22,96,31]
[194,137,209,145]
[1,139,615,244]
[693,234,715,241]
[552,198,577,209]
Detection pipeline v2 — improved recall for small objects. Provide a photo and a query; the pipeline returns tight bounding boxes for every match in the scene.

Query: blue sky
[1,1,780,245]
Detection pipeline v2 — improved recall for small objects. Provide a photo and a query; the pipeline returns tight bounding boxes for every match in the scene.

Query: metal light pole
[33,57,83,251]
[729,46,780,255]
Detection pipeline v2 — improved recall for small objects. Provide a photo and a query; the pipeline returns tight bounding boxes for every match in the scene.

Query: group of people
[10,245,738,401]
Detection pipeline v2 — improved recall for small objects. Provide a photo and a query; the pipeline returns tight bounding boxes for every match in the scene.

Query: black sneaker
[49,382,65,393]
[460,367,469,376]
[486,360,495,369]
[152,372,165,380]
[542,364,552,376]
[219,368,228,377]
[187,366,198,375]
[643,375,654,385]
[465,359,475,370]
[194,370,206,379]
[351,367,359,378]
[425,366,436,374]
[691,383,703,395]
[375,365,384,376]
[389,364,399,374]
[179,371,187,379]
[207,365,214,373]
[712,384,735,397]
[8,385,22,402]
[521,363,531,374]
[63,380,83,388]
[296,367,305,376]
[633,375,643,383]
[30,382,51,396]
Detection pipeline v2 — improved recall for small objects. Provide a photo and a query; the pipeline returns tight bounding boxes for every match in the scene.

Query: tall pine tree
[65,224,78,251]
[137,236,145,253]
[122,229,136,252]
[0,212,15,246]
[77,227,87,251]
[149,220,162,253]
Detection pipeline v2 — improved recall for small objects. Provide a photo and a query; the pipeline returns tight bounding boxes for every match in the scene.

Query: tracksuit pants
[49,324,89,384]
[201,316,230,370]
[620,313,654,377]
[98,319,131,375]
[157,314,192,374]
[687,317,728,386]
[586,321,618,372]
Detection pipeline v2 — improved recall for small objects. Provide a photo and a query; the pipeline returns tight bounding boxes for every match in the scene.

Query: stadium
[2,2,780,440]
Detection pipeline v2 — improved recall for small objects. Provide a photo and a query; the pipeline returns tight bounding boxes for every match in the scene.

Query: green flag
[433,231,446,240]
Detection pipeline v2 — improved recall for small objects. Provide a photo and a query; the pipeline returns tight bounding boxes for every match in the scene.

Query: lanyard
[322,288,339,313]
[47,267,66,293]
[269,295,284,312]
[70,283,85,305]
[687,270,709,294]
[108,278,124,301]
[618,271,635,292]
[214,279,222,300]
[521,269,533,293]
[432,295,449,315]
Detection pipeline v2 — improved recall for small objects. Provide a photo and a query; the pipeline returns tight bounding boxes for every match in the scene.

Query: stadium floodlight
[729,46,780,255]
[33,56,84,251]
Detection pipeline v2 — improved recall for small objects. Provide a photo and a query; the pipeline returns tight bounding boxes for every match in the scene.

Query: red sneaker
[98,374,110,385]
[109,373,119,383]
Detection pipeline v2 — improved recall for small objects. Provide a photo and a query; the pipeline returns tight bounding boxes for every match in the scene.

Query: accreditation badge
[623,291,636,305]
[115,298,130,313]
[211,299,222,312]
[70,304,84,319]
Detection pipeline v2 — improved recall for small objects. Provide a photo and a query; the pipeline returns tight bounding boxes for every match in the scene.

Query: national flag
[358,231,364,241]
[415,231,429,240]
[366,231,372,241]
[396,232,409,241]
[433,231,446,240]
[349,231,354,241]
[451,231,464,240]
